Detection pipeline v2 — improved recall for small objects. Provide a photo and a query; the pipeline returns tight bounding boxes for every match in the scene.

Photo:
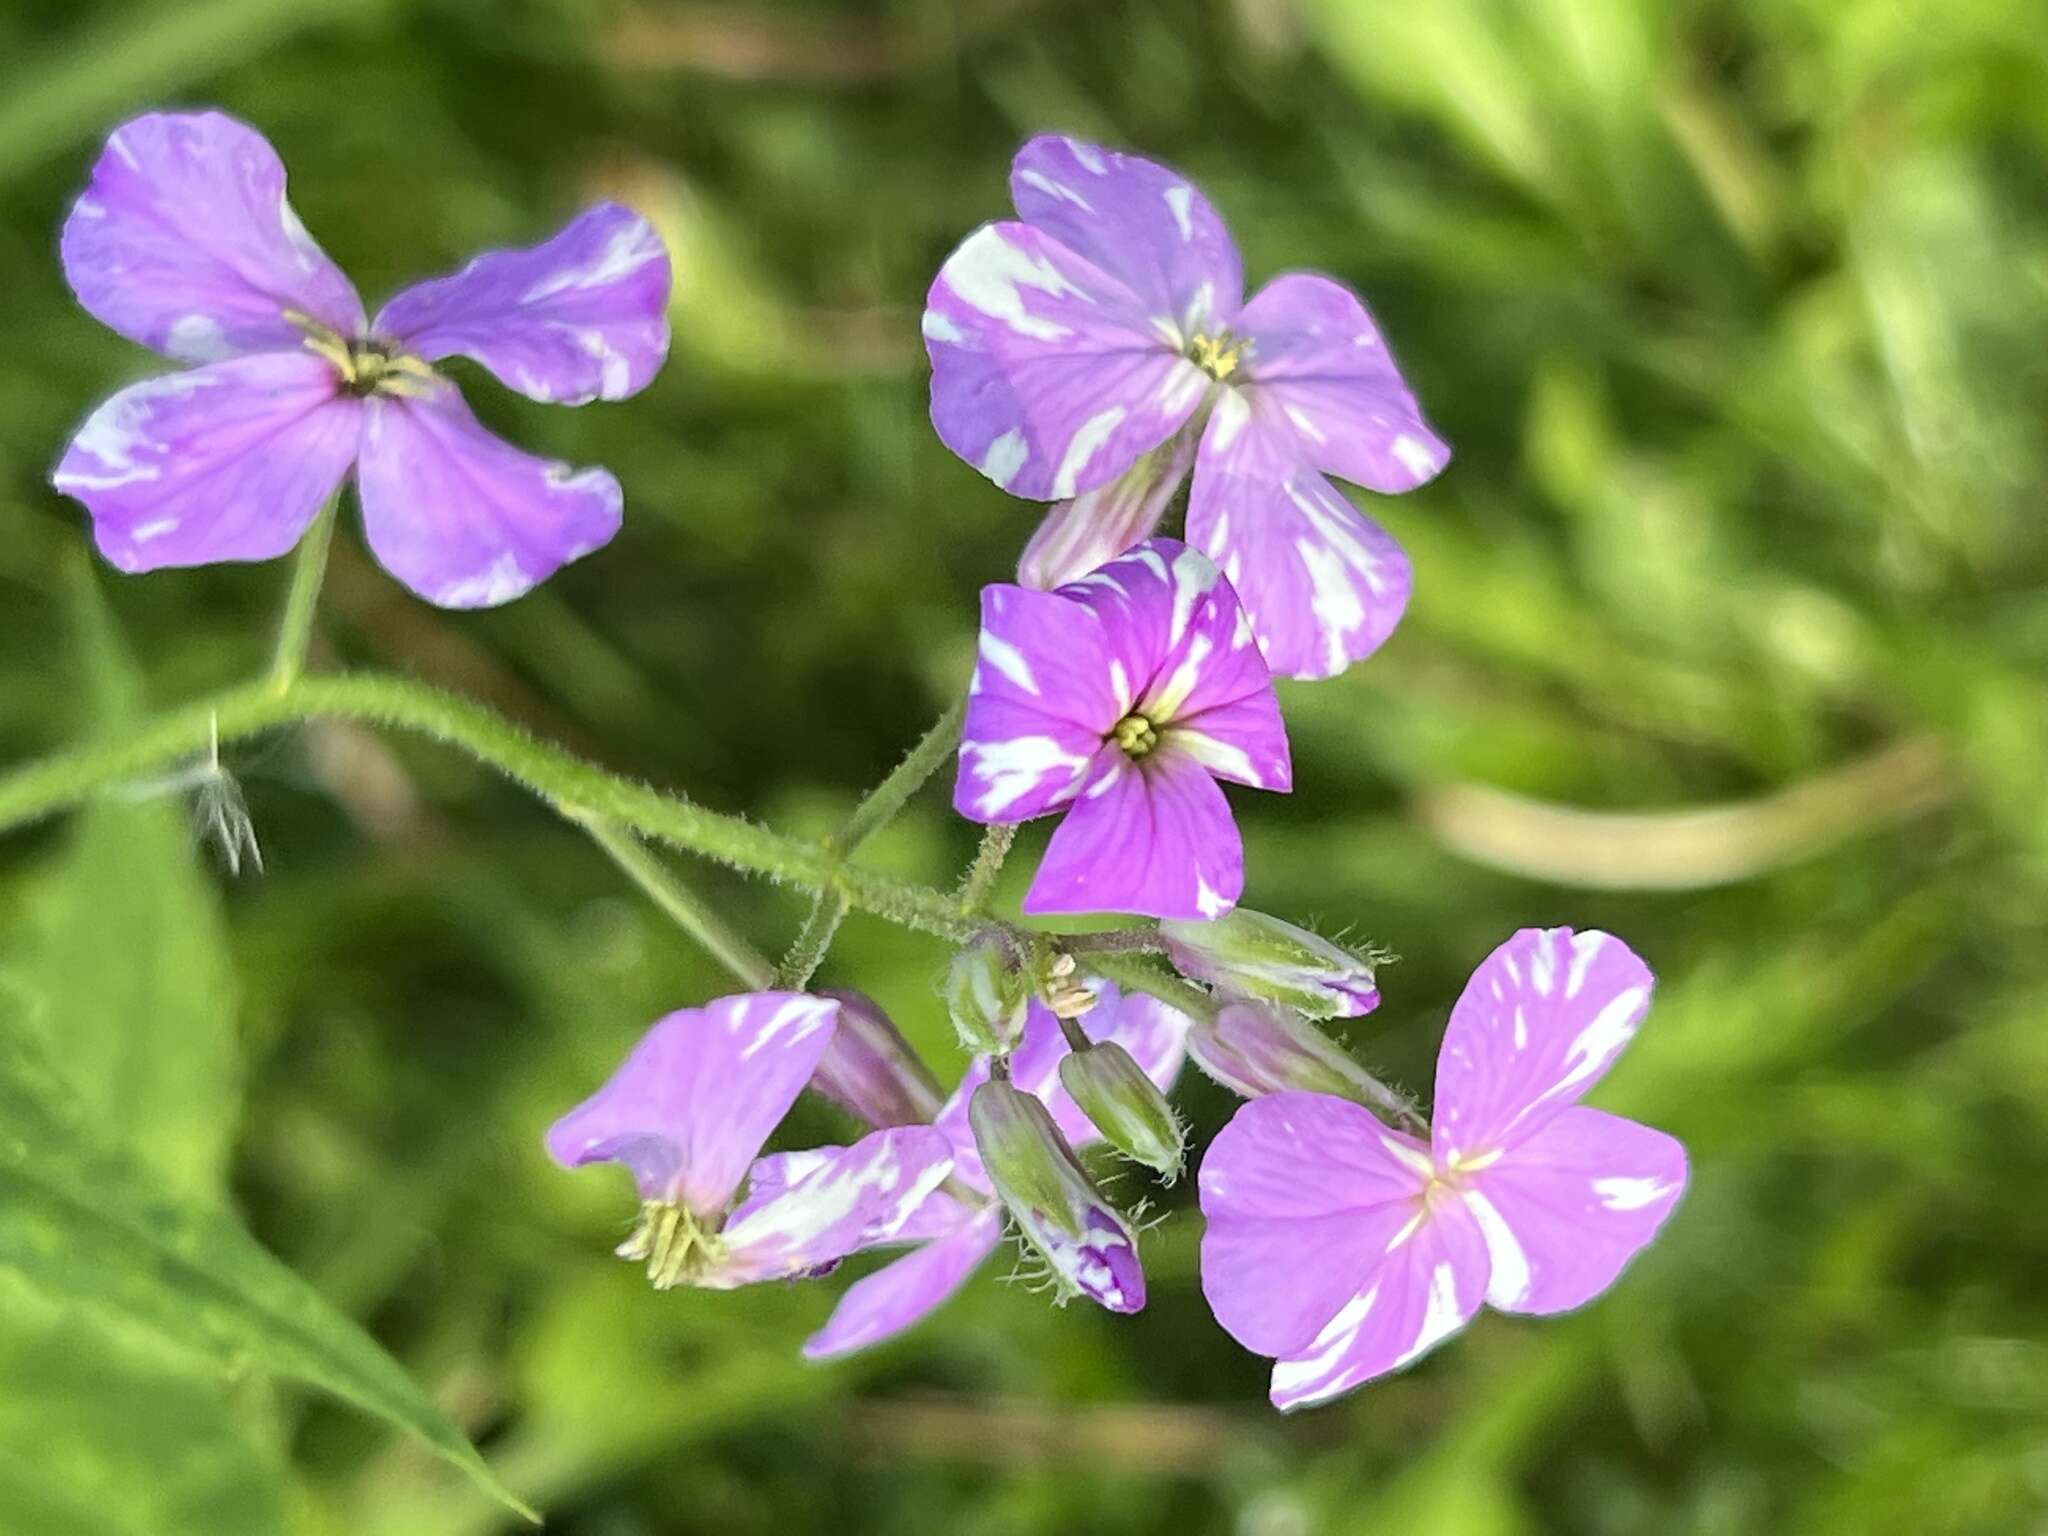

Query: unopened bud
[813,990,943,1129]
[1189,1000,1388,1103]
[1017,432,1197,589]
[1057,1040,1185,1179]
[1162,911,1381,1020]
[945,934,1029,1054]
[968,1078,1146,1313]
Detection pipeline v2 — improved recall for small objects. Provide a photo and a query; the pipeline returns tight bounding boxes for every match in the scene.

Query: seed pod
[1189,999,1388,1102]
[968,1078,1145,1313]
[1161,910,1381,1020]
[945,934,1029,1054]
[1058,1039,1185,1179]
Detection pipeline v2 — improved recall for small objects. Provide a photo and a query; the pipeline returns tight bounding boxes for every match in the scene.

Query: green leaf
[12,564,243,1200]
[0,1015,535,1523]
[0,1276,289,1536]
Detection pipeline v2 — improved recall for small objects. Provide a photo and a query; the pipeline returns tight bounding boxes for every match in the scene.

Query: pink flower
[954,536,1290,920]
[546,993,953,1289]
[53,111,670,607]
[926,135,1448,678]
[1199,928,1688,1409]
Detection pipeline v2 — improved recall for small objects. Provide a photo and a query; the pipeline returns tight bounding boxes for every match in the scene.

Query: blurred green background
[2,0,2046,1531]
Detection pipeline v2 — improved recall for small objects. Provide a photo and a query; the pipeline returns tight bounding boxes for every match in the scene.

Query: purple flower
[52,111,671,608]
[1199,928,1688,1410]
[546,992,954,1289]
[955,536,1290,920]
[926,135,1448,679]
[803,986,1188,1359]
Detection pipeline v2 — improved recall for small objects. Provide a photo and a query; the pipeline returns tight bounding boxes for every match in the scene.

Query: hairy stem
[832,695,965,853]
[0,672,978,939]
[268,494,340,695]
[576,814,776,990]
[1063,925,1165,957]
[956,822,1017,914]
[776,892,849,989]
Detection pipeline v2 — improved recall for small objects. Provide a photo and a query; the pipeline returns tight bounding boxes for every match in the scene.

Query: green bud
[967,1079,1145,1312]
[945,934,1029,1054]
[1189,1000,1389,1103]
[1161,910,1381,1020]
[1057,1040,1185,1180]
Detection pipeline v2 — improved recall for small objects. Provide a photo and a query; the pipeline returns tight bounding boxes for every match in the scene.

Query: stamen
[1111,714,1159,758]
[1187,333,1246,382]
[616,1200,724,1288]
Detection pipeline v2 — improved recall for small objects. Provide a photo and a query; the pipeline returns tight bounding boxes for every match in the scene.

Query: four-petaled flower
[1199,927,1688,1410]
[804,986,1189,1358]
[53,111,671,608]
[955,536,1290,920]
[546,993,955,1289]
[926,134,1449,679]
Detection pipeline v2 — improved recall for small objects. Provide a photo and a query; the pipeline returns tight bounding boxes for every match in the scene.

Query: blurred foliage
[0,0,2044,1533]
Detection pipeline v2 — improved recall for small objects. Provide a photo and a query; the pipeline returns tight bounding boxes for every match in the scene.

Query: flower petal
[1199,1091,1432,1356]
[1464,1106,1687,1315]
[61,111,363,362]
[1267,1193,1489,1411]
[1024,745,1244,920]
[955,583,1119,822]
[1017,430,1196,591]
[1058,539,1282,746]
[544,992,839,1213]
[52,353,357,572]
[1432,928,1656,1164]
[1188,388,1414,679]
[1009,135,1243,338]
[802,1206,1006,1359]
[926,220,1208,502]
[374,203,672,406]
[719,1126,957,1285]
[356,384,622,607]
[1236,273,1450,493]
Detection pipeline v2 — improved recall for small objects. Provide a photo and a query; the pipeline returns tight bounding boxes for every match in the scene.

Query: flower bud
[1161,910,1381,1020]
[945,934,1030,1054]
[968,1078,1145,1313]
[1057,1040,1185,1180]
[1189,1000,1388,1103]
[813,989,943,1129]
[1017,432,1196,590]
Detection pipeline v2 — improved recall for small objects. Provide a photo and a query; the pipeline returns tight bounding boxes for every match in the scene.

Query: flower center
[616,1199,726,1289]
[1112,713,1160,758]
[1186,332,1247,382]
[285,310,439,399]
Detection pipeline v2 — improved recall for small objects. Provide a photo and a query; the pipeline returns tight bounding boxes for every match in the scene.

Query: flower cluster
[48,117,1689,1412]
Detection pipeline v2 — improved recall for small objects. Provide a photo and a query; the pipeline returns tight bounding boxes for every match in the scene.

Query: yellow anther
[1187,333,1245,382]
[1112,714,1159,758]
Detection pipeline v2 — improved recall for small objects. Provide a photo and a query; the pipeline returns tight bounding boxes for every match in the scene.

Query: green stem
[956,822,1017,914]
[1083,953,1219,1024]
[268,494,340,694]
[776,892,849,989]
[832,695,965,853]
[576,815,776,990]
[0,672,977,940]
[1062,924,1164,957]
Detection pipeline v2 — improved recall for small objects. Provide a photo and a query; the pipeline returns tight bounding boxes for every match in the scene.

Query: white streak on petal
[1163,184,1195,241]
[942,226,1080,344]
[981,429,1029,488]
[1392,434,1441,479]
[1395,1262,1467,1368]
[1208,388,1250,453]
[1464,1190,1531,1309]
[1050,407,1127,499]
[967,735,1089,816]
[1564,931,1606,999]
[1018,169,1093,211]
[1593,1175,1676,1212]
[978,629,1039,695]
